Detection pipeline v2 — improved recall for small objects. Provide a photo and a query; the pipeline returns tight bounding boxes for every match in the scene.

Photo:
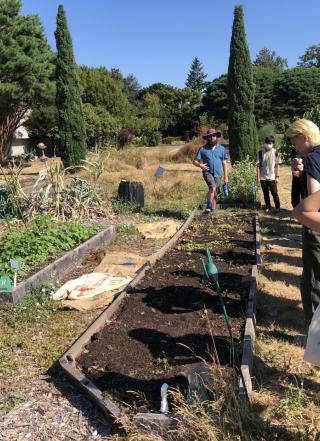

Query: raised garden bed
[0,226,115,304]
[60,210,258,430]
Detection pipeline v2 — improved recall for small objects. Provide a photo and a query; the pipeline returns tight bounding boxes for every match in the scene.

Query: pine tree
[227,6,258,163]
[185,57,207,91]
[55,5,86,167]
[0,0,54,161]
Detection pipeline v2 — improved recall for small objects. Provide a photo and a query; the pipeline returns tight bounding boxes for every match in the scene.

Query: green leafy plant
[222,156,258,203]
[156,351,170,371]
[280,379,305,411]
[0,215,98,277]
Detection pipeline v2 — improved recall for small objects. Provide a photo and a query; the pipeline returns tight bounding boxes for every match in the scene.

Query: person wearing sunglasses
[286,119,320,344]
[193,128,228,214]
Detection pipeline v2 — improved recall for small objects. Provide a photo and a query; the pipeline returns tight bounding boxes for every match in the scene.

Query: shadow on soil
[138,284,246,318]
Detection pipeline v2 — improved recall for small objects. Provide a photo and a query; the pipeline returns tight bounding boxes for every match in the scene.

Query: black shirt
[302,146,320,198]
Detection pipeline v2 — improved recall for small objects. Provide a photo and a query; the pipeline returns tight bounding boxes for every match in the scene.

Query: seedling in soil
[280,379,305,411]
[156,351,170,371]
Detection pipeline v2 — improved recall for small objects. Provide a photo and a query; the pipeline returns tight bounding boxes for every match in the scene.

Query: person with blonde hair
[286,119,320,341]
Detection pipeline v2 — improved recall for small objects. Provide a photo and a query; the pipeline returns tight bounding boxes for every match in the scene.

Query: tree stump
[118,180,144,207]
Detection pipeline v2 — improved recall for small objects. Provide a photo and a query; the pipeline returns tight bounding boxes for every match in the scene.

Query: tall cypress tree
[185,57,207,91]
[227,5,258,163]
[55,5,86,167]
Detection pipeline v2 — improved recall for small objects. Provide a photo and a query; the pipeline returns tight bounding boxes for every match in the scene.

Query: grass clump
[116,223,138,236]
[0,283,61,329]
[0,215,98,277]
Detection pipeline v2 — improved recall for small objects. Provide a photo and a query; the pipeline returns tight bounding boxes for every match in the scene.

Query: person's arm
[293,189,320,232]
[256,164,260,181]
[308,175,320,195]
[192,158,209,171]
[222,159,228,183]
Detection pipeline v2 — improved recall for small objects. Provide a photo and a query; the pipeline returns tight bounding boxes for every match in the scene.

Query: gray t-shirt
[256,148,281,180]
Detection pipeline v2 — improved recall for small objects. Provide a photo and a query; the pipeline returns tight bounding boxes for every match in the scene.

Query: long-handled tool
[201,248,249,401]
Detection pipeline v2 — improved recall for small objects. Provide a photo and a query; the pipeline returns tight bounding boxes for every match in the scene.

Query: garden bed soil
[77,211,255,413]
[60,235,166,284]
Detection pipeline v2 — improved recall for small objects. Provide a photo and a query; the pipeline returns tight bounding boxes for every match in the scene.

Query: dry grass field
[0,146,319,440]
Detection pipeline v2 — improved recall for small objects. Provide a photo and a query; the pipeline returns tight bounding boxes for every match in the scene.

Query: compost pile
[77,211,255,412]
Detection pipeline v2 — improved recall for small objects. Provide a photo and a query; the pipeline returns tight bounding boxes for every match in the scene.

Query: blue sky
[22,0,320,88]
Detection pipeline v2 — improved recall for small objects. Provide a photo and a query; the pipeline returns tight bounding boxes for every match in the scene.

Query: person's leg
[291,176,301,208]
[211,178,220,210]
[260,180,271,210]
[301,227,320,328]
[203,172,216,211]
[269,180,280,209]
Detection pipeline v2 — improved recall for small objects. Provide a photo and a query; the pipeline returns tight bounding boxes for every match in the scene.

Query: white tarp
[52,273,132,301]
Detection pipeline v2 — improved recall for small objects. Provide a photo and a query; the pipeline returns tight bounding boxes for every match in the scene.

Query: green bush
[0,216,98,277]
[144,131,162,146]
[222,157,258,203]
[258,123,276,143]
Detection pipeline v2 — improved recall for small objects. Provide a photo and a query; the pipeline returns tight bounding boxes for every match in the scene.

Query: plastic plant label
[0,275,12,291]
[155,166,165,178]
[10,259,20,270]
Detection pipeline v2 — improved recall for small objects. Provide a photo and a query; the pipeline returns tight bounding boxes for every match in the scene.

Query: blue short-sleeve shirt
[194,143,228,177]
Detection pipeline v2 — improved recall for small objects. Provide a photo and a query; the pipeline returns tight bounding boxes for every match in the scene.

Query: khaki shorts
[202,171,220,190]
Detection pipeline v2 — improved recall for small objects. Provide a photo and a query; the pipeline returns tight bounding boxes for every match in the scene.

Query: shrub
[118,128,134,148]
[258,123,276,144]
[143,131,162,147]
[222,157,258,203]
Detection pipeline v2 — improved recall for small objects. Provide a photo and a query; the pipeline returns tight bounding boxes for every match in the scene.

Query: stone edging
[0,226,116,305]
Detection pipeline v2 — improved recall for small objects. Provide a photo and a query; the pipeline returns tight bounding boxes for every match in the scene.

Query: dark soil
[77,211,255,413]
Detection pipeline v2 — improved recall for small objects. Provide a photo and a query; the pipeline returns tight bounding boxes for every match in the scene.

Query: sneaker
[205,201,212,213]
[265,208,270,213]
[274,208,281,213]
[210,208,216,215]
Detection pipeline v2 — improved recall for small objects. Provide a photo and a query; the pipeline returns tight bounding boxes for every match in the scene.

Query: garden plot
[70,211,255,422]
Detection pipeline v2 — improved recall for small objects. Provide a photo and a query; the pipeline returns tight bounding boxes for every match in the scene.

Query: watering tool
[201,248,250,401]
[222,183,229,198]
[160,383,169,414]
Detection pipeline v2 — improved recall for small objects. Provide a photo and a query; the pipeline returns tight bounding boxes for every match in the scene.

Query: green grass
[0,284,62,330]
[116,223,138,236]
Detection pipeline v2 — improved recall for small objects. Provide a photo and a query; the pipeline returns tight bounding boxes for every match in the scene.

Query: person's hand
[293,157,302,167]
[276,177,279,183]
[292,170,300,178]
[296,163,304,172]
[223,178,229,184]
[201,163,209,171]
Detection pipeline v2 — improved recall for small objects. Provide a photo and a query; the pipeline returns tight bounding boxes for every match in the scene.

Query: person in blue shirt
[193,128,228,214]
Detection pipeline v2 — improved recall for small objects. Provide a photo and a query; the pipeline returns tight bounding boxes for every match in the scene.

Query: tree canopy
[298,44,320,67]
[185,57,207,91]
[253,48,287,72]
[0,0,54,160]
